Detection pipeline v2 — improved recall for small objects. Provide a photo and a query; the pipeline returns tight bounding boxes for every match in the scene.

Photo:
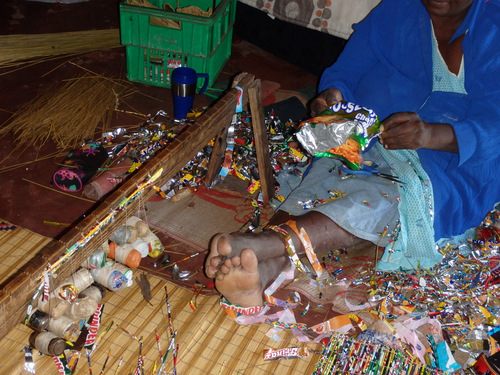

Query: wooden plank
[232,71,255,111]
[0,73,255,340]
[248,79,275,203]
[204,72,256,186]
[204,126,229,187]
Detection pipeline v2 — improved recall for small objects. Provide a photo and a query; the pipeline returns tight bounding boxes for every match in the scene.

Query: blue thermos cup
[171,67,209,119]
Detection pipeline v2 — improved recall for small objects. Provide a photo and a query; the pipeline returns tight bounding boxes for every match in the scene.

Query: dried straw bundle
[0,29,121,69]
[0,73,130,150]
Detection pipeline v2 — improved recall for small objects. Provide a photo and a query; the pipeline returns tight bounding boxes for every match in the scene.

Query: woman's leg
[205,211,365,307]
[206,211,364,277]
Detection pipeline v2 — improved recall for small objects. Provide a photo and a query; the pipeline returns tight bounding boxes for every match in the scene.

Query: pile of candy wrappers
[94,107,500,374]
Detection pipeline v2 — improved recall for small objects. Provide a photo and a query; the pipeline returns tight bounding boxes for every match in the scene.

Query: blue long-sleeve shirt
[319,0,500,240]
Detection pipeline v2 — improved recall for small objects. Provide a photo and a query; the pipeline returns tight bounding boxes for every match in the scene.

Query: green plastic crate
[123,32,232,89]
[120,0,236,89]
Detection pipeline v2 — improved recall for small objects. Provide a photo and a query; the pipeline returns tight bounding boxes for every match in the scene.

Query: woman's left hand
[379,112,431,150]
[379,112,458,153]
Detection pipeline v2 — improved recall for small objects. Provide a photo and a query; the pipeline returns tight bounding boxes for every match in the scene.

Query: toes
[221,256,240,274]
[240,248,258,273]
[214,248,264,308]
[218,251,256,275]
[230,256,241,267]
[205,264,218,278]
[209,256,223,268]
[220,263,230,274]
[206,255,225,278]
[206,234,234,278]
[211,234,232,257]
[220,254,241,274]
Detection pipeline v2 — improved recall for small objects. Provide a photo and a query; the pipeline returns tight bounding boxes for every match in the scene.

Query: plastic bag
[296,102,380,170]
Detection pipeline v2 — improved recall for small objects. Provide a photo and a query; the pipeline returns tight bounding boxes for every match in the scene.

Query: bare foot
[215,248,292,308]
[215,248,264,307]
[205,232,286,278]
[205,234,233,278]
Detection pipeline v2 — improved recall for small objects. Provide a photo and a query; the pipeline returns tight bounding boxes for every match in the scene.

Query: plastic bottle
[29,331,66,357]
[27,309,50,331]
[101,240,111,254]
[91,265,126,292]
[58,268,94,296]
[83,157,133,200]
[47,315,82,342]
[141,231,164,258]
[126,216,151,237]
[111,263,134,287]
[79,283,107,303]
[130,239,149,258]
[107,241,142,268]
[66,295,99,320]
[81,249,107,270]
[37,296,71,319]
[109,226,132,245]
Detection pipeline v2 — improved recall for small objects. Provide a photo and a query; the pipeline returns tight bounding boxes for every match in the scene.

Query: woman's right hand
[309,88,344,116]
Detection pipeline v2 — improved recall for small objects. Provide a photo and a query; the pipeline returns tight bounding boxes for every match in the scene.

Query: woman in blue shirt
[205,0,500,310]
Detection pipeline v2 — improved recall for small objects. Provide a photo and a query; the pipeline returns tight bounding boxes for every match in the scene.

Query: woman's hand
[309,88,344,116]
[379,112,458,153]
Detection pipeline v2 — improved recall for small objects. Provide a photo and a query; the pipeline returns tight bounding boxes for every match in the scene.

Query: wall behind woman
[234,2,347,77]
